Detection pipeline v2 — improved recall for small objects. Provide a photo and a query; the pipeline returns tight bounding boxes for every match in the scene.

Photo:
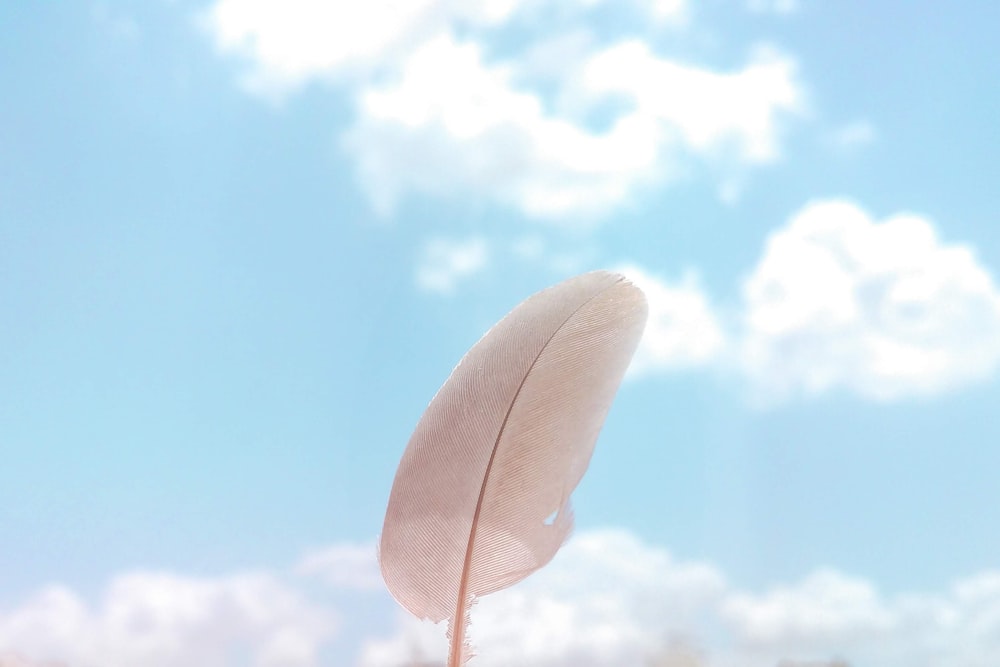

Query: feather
[379,270,648,666]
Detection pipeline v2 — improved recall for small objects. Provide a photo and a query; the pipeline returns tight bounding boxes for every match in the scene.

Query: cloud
[737,199,1000,402]
[359,528,1000,666]
[296,543,383,591]
[746,0,799,15]
[343,32,661,221]
[359,529,728,667]
[199,0,449,99]
[346,36,802,220]
[641,0,688,24]
[0,653,66,667]
[719,570,1000,667]
[201,0,805,221]
[826,120,877,153]
[409,199,1000,403]
[721,570,895,652]
[575,42,801,165]
[616,265,727,375]
[416,237,490,294]
[198,0,678,100]
[414,199,1000,403]
[4,531,1000,666]
[0,572,336,667]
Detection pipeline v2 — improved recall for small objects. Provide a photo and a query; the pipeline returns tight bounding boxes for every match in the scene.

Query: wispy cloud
[746,0,799,16]
[826,120,877,153]
[416,237,490,295]
[296,543,382,591]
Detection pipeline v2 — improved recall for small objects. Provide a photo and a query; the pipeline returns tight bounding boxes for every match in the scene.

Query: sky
[2,1,1000,666]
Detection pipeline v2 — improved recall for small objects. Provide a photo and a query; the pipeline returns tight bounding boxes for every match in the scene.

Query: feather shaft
[379,270,647,665]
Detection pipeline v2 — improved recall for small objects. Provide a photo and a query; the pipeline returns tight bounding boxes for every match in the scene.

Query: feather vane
[379,270,648,665]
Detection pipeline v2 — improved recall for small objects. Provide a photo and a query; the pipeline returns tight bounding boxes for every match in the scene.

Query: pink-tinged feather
[379,270,648,666]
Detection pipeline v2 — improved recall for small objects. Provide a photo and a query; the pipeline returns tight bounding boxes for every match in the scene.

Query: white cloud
[359,529,727,667]
[718,569,1000,667]
[746,0,799,15]
[640,0,688,25]
[0,572,336,667]
[416,237,490,294]
[197,0,565,98]
[344,34,663,221]
[416,201,1000,403]
[347,36,802,220]
[200,0,447,99]
[826,120,877,153]
[4,531,1000,666]
[296,543,383,591]
[721,570,895,651]
[738,199,1000,402]
[198,0,678,99]
[616,265,727,375]
[359,528,1000,666]
[576,42,801,164]
[201,0,804,220]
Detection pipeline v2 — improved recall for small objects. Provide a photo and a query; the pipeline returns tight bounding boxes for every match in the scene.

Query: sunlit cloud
[201,0,805,221]
[296,543,382,591]
[346,37,802,220]
[0,572,336,667]
[3,530,999,666]
[737,199,1000,402]
[359,529,1000,666]
[416,237,491,295]
[616,265,727,376]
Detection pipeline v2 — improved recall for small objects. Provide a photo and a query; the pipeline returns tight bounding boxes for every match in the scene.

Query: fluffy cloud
[359,529,728,667]
[616,265,726,375]
[358,529,1000,667]
[201,0,453,98]
[296,543,382,591]
[416,237,490,294]
[0,572,336,667]
[721,570,895,655]
[576,42,800,165]
[738,200,1000,402]
[202,0,804,220]
[201,0,684,97]
[4,531,1000,666]
[414,200,1000,403]
[346,37,801,220]
[719,570,1000,667]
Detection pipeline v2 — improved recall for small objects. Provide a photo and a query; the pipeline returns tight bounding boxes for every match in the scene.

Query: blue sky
[2,1,1000,665]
